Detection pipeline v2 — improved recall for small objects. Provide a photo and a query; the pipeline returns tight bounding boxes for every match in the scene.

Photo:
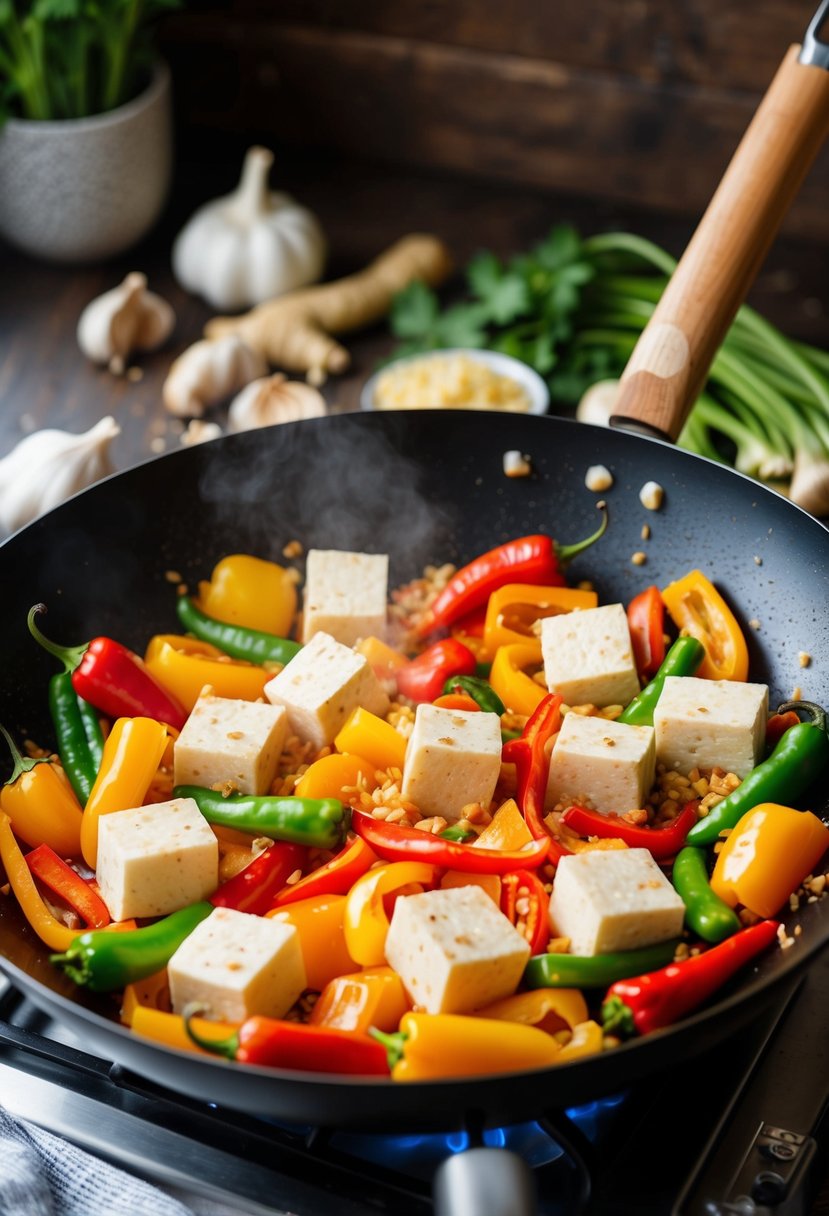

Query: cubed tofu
[384,886,530,1013]
[541,603,640,708]
[96,797,218,922]
[401,704,502,822]
[653,676,768,777]
[264,631,390,751]
[303,549,389,646]
[168,906,306,1023]
[546,713,656,815]
[173,693,287,795]
[548,848,685,956]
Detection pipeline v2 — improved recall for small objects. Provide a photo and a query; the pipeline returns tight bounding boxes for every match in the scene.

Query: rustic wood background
[159,0,829,243]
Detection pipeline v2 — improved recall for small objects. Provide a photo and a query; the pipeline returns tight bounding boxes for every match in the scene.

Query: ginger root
[203,233,453,380]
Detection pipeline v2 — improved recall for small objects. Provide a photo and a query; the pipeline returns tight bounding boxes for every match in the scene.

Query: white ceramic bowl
[360,348,550,415]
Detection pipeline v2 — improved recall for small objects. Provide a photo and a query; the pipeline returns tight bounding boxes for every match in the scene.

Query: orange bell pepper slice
[482,584,598,659]
[342,861,437,966]
[488,642,546,717]
[335,706,407,772]
[268,894,361,990]
[661,570,749,681]
[144,635,270,711]
[311,966,411,1034]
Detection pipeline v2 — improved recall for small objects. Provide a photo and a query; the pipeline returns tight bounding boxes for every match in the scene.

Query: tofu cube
[264,631,390,751]
[541,603,640,708]
[96,797,218,922]
[384,886,530,1013]
[546,713,656,815]
[168,906,306,1023]
[548,849,685,956]
[401,704,502,822]
[303,549,389,646]
[654,676,768,778]
[173,693,287,795]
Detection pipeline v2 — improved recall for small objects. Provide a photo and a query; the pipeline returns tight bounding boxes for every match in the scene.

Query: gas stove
[1,948,828,1216]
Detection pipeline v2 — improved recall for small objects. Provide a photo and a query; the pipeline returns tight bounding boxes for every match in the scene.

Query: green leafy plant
[389,225,829,512]
[0,0,179,123]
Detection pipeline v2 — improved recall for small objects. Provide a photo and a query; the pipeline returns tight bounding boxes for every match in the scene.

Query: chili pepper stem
[555,501,608,563]
[368,1026,407,1069]
[776,700,827,732]
[183,1003,240,1059]
[27,604,88,673]
[48,950,92,987]
[601,995,636,1039]
[0,723,49,784]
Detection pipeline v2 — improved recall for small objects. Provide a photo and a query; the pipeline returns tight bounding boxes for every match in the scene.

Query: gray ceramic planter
[0,62,172,263]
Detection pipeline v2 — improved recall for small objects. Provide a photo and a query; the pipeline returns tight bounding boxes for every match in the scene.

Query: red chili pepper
[271,836,378,907]
[25,843,111,929]
[210,842,306,916]
[601,919,780,1038]
[501,869,550,954]
[627,586,666,679]
[351,808,550,873]
[28,605,186,731]
[417,508,608,638]
[395,638,477,703]
[501,693,571,864]
[185,1010,390,1074]
[561,802,698,860]
[765,710,801,750]
[451,604,488,638]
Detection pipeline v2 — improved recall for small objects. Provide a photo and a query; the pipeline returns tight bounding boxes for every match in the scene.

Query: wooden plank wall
[159,1,829,242]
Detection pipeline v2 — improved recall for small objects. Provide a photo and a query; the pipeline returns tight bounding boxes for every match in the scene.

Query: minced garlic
[373,354,531,412]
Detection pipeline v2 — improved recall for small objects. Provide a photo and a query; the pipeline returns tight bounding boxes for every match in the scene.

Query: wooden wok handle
[610,45,829,442]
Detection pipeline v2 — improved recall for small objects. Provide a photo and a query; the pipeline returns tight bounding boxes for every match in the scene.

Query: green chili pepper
[672,846,741,943]
[618,636,705,726]
[475,661,493,679]
[686,700,829,847]
[50,901,213,992]
[439,823,478,843]
[443,674,505,715]
[28,605,104,805]
[175,784,348,850]
[523,939,679,989]
[176,597,302,667]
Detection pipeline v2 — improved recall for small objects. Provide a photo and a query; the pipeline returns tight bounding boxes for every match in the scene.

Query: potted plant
[0,0,177,262]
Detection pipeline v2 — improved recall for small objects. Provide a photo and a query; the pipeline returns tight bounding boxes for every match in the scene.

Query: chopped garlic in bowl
[360,348,550,415]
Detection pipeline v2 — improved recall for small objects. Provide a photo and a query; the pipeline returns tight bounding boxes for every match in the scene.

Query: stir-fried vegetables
[3,537,828,1084]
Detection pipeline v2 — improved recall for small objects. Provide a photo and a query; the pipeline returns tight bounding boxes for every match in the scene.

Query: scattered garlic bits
[503,450,532,478]
[373,354,531,413]
[639,480,664,510]
[585,465,613,492]
[799,651,812,668]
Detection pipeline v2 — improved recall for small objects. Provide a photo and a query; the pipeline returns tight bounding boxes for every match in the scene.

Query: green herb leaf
[391,281,440,340]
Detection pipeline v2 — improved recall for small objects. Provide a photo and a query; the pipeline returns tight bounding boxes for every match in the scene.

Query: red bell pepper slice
[25,843,111,929]
[561,802,698,860]
[501,693,571,864]
[351,808,550,873]
[270,836,378,907]
[765,710,801,750]
[627,586,666,680]
[501,869,550,954]
[210,842,306,916]
[395,638,477,703]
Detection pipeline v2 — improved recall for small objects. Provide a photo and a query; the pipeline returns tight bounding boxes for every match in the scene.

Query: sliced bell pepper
[186,1009,390,1075]
[433,693,480,712]
[482,584,598,659]
[335,707,407,772]
[395,638,477,703]
[356,636,409,683]
[501,694,570,864]
[342,861,437,966]
[132,1005,240,1055]
[25,843,111,928]
[710,803,829,919]
[561,802,698,860]
[440,869,502,905]
[271,835,378,907]
[626,585,666,679]
[294,753,379,802]
[557,1020,604,1061]
[661,570,749,681]
[0,812,83,952]
[144,635,271,710]
[0,725,83,857]
[765,710,801,750]
[267,894,361,990]
[310,966,411,1034]
[351,808,551,873]
[81,716,169,869]
[500,869,550,954]
[474,987,588,1033]
[197,553,297,638]
[121,968,171,1025]
[474,798,533,851]
[488,642,546,718]
[372,1012,562,1080]
[210,841,306,916]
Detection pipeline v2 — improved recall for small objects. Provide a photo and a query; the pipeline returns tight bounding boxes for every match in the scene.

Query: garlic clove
[77,273,175,374]
[162,336,269,418]
[227,374,327,432]
[0,416,120,535]
[181,420,224,447]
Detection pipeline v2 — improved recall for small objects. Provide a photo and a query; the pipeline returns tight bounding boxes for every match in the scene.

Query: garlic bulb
[77,273,175,374]
[163,336,268,418]
[228,374,327,432]
[172,146,327,311]
[181,420,224,447]
[0,416,120,535]
[576,380,620,427]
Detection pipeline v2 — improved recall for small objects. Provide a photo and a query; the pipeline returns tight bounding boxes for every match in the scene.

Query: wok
[2,12,829,1214]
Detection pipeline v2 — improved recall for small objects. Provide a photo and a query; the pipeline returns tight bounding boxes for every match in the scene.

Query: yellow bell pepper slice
[482,584,598,659]
[343,861,437,966]
[268,894,361,990]
[356,637,408,681]
[295,753,379,802]
[489,642,546,717]
[711,802,829,918]
[198,554,297,638]
[474,798,533,851]
[662,570,749,681]
[440,870,502,906]
[335,707,407,772]
[0,812,83,951]
[310,966,411,1034]
[557,1019,604,1062]
[81,716,168,869]
[144,635,270,711]
[0,755,83,858]
[131,1005,239,1054]
[121,968,171,1025]
[475,987,588,1032]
